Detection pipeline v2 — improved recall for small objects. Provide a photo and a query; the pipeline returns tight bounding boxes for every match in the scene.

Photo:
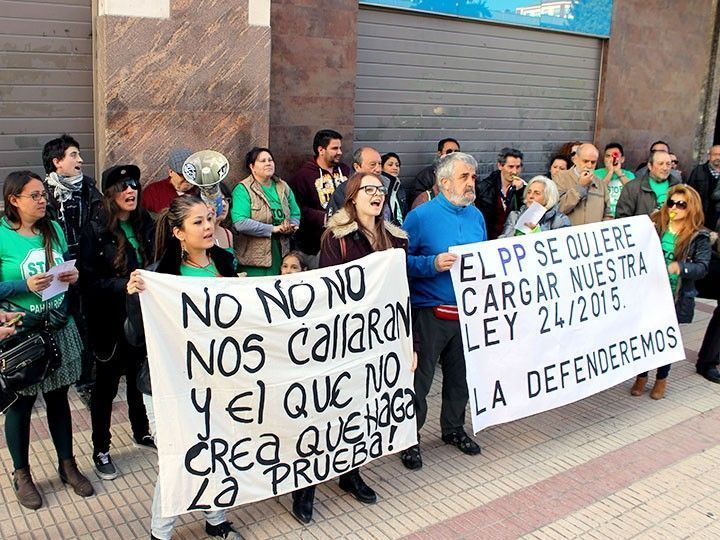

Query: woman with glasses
[78,165,155,481]
[231,147,301,276]
[630,184,710,399]
[0,170,94,509]
[290,172,410,525]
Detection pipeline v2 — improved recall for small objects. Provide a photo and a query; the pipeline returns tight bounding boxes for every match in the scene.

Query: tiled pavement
[2,301,720,540]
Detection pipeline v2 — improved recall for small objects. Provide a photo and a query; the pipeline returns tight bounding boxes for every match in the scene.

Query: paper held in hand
[41,259,77,301]
[514,202,547,234]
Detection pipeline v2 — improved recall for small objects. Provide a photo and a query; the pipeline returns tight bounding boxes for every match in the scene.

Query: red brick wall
[268,0,358,180]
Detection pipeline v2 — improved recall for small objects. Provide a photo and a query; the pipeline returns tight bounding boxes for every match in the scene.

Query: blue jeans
[638,364,671,380]
[144,394,226,539]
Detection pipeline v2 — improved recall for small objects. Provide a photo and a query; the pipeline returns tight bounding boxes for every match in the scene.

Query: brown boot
[13,467,42,510]
[650,378,668,400]
[58,458,94,497]
[630,376,647,396]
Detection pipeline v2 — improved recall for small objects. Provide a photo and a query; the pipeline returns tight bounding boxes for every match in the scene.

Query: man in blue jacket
[402,152,487,470]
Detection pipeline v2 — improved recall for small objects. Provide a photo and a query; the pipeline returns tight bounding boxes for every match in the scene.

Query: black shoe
[133,434,158,453]
[700,366,720,384]
[338,471,377,504]
[93,451,118,480]
[400,444,422,470]
[205,520,243,539]
[291,487,315,524]
[441,430,482,455]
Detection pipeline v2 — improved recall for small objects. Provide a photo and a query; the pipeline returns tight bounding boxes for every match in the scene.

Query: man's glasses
[17,191,48,202]
[671,160,679,165]
[667,199,688,209]
[360,185,387,196]
[121,179,140,191]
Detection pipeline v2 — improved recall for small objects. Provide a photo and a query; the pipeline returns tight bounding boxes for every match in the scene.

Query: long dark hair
[3,170,60,268]
[321,172,393,252]
[154,195,207,264]
[651,184,705,260]
[103,182,147,274]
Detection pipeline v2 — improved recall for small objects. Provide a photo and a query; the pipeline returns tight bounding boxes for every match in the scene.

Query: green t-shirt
[0,218,68,314]
[119,219,141,263]
[661,230,679,294]
[179,261,220,277]
[231,181,302,276]
[595,168,636,217]
[649,178,670,209]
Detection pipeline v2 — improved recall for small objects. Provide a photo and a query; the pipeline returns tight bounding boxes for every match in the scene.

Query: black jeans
[90,335,149,454]
[412,307,468,435]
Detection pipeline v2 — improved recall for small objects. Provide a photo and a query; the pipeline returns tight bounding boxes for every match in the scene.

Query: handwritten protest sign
[449,216,685,433]
[139,249,416,517]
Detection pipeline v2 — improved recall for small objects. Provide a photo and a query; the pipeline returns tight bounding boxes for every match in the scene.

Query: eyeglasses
[667,199,688,209]
[16,191,48,202]
[121,179,140,191]
[360,185,387,196]
[671,160,679,164]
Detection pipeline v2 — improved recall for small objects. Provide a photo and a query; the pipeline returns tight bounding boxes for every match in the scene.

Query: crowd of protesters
[1,130,719,540]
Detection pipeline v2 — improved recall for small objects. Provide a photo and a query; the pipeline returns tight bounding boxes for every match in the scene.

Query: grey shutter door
[355,7,602,180]
[0,0,94,180]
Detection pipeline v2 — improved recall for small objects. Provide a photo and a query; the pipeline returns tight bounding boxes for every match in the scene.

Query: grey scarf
[45,171,83,217]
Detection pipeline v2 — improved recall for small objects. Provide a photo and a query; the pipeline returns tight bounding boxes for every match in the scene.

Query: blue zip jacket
[404,192,487,307]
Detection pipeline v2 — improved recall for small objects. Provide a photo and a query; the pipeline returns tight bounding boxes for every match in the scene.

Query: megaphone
[181,150,230,216]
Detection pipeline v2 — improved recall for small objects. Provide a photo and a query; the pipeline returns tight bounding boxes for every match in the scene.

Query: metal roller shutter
[354,7,602,180]
[0,0,94,181]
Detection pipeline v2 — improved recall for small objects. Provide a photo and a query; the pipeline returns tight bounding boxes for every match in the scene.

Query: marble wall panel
[95,0,270,184]
[268,0,358,178]
[596,0,718,173]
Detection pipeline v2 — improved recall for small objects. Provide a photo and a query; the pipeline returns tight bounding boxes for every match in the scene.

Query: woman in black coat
[78,165,155,482]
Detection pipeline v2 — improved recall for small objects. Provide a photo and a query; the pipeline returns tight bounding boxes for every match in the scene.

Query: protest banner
[138,249,416,517]
[449,216,685,433]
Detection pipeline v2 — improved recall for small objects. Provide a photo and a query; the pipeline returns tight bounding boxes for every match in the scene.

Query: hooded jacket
[288,159,350,255]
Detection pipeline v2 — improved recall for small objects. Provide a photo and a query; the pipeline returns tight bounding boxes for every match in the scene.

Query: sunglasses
[360,185,387,196]
[667,199,687,209]
[121,179,140,191]
[671,160,679,164]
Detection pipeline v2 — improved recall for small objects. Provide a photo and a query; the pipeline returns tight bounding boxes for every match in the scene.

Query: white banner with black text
[449,216,684,433]
[138,249,416,517]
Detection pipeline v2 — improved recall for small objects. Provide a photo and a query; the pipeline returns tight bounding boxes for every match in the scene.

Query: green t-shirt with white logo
[649,178,670,209]
[0,217,68,314]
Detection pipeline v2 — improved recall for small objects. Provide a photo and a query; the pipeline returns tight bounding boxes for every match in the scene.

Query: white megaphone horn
[181,150,230,216]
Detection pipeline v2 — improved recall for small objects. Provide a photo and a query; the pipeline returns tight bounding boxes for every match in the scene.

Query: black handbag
[0,329,61,410]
